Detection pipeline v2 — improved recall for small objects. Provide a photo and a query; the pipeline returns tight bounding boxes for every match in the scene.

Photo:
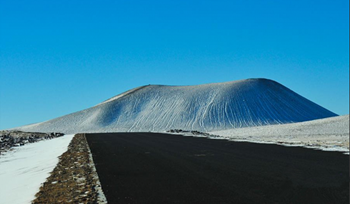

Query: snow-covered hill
[15,78,337,134]
[210,115,349,152]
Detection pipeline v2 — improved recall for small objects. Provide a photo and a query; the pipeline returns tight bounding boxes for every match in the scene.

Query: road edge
[84,133,107,203]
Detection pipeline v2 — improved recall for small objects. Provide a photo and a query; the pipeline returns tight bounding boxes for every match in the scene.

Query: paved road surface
[86,133,348,204]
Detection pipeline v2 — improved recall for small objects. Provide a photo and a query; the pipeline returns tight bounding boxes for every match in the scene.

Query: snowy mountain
[15,78,337,134]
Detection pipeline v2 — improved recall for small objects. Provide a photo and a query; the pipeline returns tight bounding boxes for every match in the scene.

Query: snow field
[0,134,74,204]
[210,115,349,153]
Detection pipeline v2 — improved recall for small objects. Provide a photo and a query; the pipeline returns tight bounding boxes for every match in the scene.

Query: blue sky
[0,0,349,130]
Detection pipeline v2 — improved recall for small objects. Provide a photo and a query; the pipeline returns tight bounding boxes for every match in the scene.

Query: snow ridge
[16,78,337,134]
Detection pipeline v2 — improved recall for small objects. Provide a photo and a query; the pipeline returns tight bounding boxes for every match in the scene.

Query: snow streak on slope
[211,115,349,153]
[16,79,337,134]
[0,135,74,204]
[96,85,149,106]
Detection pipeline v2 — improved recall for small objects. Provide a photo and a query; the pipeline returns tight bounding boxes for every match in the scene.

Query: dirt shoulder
[33,134,106,204]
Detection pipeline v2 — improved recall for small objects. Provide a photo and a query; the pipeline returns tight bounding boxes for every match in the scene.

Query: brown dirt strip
[33,134,106,204]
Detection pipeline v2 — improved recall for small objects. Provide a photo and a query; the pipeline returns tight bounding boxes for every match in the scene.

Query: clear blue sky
[0,0,349,130]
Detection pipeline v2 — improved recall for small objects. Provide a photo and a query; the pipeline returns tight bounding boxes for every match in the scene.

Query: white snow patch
[210,115,349,154]
[0,134,74,204]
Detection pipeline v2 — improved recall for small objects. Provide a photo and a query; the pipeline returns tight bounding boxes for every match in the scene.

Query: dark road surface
[86,133,349,204]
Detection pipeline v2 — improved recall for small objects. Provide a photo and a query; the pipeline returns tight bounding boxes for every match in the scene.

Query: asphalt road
[86,133,349,204]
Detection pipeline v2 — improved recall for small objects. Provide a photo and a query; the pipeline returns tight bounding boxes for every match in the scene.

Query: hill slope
[16,78,337,134]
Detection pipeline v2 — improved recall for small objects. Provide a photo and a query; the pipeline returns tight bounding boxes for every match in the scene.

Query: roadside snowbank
[0,134,74,204]
[210,115,349,153]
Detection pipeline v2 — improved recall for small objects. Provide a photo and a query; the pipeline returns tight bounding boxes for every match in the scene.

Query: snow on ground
[16,78,336,134]
[0,134,74,204]
[210,115,349,153]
